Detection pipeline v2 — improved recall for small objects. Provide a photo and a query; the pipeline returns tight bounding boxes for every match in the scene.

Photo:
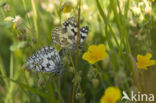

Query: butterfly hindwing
[52,27,75,49]
[80,26,89,43]
[51,17,89,49]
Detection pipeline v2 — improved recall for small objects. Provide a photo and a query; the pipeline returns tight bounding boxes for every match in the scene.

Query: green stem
[95,64,107,87]
[72,0,81,103]
[5,53,13,103]
[31,0,38,39]
[58,0,62,92]
[111,0,131,54]
[53,79,64,103]
[0,57,8,89]
[59,0,62,26]
[95,0,120,49]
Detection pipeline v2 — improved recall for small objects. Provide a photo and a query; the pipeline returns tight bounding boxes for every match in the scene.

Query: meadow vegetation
[0,0,156,103]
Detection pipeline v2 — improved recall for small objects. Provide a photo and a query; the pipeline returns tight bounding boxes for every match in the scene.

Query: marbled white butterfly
[24,17,88,73]
[25,46,63,74]
[51,17,89,49]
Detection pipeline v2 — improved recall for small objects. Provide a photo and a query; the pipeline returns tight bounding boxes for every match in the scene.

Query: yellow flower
[60,2,73,13]
[136,53,156,70]
[100,87,121,103]
[82,44,108,64]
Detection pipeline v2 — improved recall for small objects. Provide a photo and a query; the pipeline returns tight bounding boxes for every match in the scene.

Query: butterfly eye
[57,71,61,75]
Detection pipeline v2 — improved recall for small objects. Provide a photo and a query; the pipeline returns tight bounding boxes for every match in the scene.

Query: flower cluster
[4,16,23,29]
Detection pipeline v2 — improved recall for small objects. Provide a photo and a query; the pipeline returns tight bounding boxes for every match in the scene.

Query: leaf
[17,41,27,48]
[0,1,7,7]
[0,76,48,98]
[10,44,17,52]
[10,41,27,52]
[95,0,108,25]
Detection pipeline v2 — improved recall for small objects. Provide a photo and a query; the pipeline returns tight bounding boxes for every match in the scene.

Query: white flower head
[4,16,14,22]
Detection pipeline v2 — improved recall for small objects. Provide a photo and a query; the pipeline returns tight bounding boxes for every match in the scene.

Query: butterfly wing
[63,17,89,44]
[51,17,89,49]
[79,26,89,43]
[62,17,77,34]
[51,27,75,49]
[25,46,62,73]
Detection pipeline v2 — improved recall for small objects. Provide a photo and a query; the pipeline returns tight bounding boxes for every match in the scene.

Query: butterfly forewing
[25,46,62,73]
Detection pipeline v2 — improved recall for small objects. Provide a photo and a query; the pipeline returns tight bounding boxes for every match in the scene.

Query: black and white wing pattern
[51,17,89,49]
[25,46,63,74]
[52,26,75,49]
[79,26,88,43]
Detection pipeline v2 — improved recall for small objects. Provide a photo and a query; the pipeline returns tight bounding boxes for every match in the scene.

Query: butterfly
[51,17,89,49]
[24,46,63,74]
[25,17,88,73]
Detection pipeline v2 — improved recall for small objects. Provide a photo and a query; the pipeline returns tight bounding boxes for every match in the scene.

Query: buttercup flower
[92,78,99,88]
[82,44,108,64]
[136,53,156,70]
[100,87,121,103]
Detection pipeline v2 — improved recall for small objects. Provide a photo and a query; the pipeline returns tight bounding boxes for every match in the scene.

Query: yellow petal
[148,60,156,66]
[136,62,146,69]
[136,62,141,68]
[137,55,143,61]
[98,45,107,58]
[82,44,108,64]
[88,59,97,64]
[136,53,156,70]
[82,52,90,61]
[82,52,95,64]
[100,87,121,103]
[102,52,108,59]
[100,95,105,103]
[98,44,106,51]
[145,53,152,59]
[88,45,97,52]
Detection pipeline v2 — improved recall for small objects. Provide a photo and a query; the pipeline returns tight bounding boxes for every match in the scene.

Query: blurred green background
[0,0,156,103]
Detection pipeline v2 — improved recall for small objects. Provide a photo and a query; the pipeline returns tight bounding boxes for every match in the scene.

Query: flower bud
[60,2,73,13]
[38,78,45,87]
[4,4,10,11]
[92,78,99,88]
[76,93,82,100]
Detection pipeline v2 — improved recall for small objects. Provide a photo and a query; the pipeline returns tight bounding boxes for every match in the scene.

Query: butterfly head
[56,63,64,75]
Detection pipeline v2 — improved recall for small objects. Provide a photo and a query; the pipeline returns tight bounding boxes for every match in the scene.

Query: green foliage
[0,0,156,103]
